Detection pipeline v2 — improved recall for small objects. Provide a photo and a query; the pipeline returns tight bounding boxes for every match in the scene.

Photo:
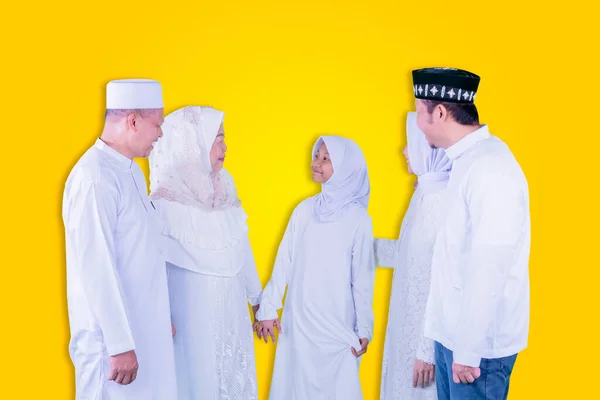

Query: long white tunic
[425,126,531,367]
[375,184,445,400]
[62,139,177,399]
[256,198,376,400]
[155,199,263,400]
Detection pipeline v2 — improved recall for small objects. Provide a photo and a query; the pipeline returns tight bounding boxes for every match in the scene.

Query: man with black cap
[412,68,531,399]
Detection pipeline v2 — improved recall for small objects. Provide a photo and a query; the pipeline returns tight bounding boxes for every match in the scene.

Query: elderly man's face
[128,109,164,158]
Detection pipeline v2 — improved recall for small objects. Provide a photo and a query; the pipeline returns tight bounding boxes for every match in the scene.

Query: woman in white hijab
[256,136,376,400]
[149,106,262,400]
[376,112,453,400]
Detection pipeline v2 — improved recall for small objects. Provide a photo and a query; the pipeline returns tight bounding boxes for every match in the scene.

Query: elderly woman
[149,106,262,400]
[376,112,453,400]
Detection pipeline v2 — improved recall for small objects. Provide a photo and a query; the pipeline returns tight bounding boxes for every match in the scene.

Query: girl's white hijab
[312,136,370,222]
[406,112,452,193]
[149,106,240,210]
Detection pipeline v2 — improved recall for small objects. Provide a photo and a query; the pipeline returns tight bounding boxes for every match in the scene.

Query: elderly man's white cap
[106,79,164,109]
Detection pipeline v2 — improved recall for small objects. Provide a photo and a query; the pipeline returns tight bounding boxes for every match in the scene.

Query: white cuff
[453,350,481,368]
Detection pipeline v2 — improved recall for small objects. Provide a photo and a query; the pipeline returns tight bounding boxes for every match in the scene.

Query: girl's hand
[351,338,369,357]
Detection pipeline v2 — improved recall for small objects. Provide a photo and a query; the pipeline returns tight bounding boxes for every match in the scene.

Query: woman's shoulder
[417,187,448,204]
[152,198,188,216]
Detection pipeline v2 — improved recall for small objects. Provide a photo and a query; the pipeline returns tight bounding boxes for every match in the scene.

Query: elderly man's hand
[109,350,139,385]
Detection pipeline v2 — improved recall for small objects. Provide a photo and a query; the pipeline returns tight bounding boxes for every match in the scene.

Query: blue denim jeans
[435,341,518,400]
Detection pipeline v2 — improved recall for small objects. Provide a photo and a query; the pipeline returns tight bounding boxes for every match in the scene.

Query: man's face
[415,99,443,148]
[128,109,164,158]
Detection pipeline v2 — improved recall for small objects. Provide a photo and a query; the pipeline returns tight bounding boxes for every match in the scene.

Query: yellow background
[1,0,597,398]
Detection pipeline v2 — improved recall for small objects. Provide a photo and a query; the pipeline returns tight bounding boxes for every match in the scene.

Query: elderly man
[62,79,177,399]
[412,68,531,400]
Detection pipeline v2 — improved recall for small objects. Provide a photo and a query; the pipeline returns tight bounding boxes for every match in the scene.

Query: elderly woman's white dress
[376,112,452,400]
[149,106,262,400]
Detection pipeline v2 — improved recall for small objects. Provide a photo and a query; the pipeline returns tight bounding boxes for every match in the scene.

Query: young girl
[256,135,375,400]
[148,106,263,400]
[376,112,452,400]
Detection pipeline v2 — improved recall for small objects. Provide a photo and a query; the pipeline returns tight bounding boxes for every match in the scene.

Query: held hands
[257,319,282,343]
[109,350,138,385]
[351,338,369,358]
[452,361,481,384]
[413,359,435,388]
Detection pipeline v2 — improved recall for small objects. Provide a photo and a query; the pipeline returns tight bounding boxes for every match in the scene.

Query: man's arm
[453,160,528,368]
[68,179,135,356]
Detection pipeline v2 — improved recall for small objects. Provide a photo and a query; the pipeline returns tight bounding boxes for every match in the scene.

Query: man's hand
[351,338,369,358]
[258,319,282,343]
[108,350,138,385]
[413,359,435,388]
[452,361,481,384]
[171,322,176,337]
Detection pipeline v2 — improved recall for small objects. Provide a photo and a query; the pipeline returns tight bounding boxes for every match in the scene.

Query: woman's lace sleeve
[374,238,398,269]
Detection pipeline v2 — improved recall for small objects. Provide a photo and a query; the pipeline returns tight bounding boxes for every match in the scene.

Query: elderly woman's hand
[251,304,260,334]
[258,319,282,344]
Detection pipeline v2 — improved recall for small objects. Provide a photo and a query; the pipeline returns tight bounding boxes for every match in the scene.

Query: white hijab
[149,106,240,210]
[312,136,370,223]
[149,106,247,276]
[406,112,452,193]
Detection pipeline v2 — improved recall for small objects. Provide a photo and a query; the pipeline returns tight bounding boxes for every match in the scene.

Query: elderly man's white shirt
[63,139,177,399]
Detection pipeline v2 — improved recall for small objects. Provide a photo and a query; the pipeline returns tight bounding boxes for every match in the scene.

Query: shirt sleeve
[242,234,262,306]
[255,208,297,321]
[415,318,436,365]
[67,179,135,356]
[452,161,529,367]
[351,216,376,342]
[374,238,397,268]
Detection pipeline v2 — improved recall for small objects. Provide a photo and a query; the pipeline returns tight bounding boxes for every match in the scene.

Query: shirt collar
[94,138,134,169]
[445,125,491,161]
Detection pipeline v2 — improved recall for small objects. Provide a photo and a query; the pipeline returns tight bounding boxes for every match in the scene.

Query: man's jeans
[435,341,518,400]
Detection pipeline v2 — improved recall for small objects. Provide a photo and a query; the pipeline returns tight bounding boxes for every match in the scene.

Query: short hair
[422,100,479,126]
[104,108,161,119]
